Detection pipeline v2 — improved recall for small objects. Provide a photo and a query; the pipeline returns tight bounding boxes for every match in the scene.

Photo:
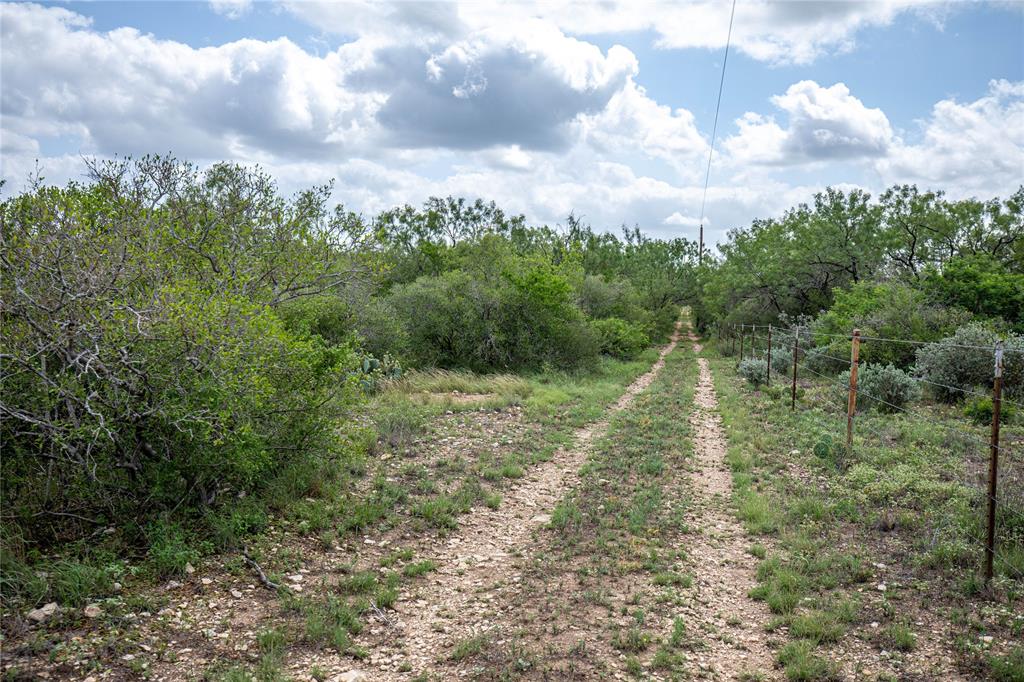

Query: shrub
[578,275,645,322]
[922,255,1024,328]
[277,296,355,347]
[771,348,794,375]
[813,281,971,368]
[592,318,650,359]
[351,297,411,360]
[648,304,681,342]
[962,397,1018,426]
[914,323,1024,402]
[0,158,365,553]
[738,359,768,387]
[388,259,600,372]
[835,363,920,413]
[859,363,921,412]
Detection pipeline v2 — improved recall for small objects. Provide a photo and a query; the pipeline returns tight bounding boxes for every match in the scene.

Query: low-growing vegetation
[708,336,1024,680]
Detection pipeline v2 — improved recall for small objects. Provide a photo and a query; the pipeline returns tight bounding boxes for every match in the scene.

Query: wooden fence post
[985,342,1004,585]
[731,326,735,355]
[791,326,799,411]
[739,324,744,362]
[766,325,773,386]
[846,329,861,455]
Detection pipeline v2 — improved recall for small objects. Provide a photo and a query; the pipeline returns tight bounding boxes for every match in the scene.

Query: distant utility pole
[696,0,736,269]
[699,224,704,265]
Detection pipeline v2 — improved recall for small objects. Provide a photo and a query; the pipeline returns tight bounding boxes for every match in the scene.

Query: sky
[1,1,1022,248]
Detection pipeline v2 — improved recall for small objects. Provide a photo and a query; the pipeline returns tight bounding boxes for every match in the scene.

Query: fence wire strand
[717,326,1024,582]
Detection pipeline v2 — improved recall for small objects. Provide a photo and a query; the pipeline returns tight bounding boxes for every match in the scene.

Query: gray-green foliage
[738,359,769,387]
[914,323,1024,402]
[836,363,921,413]
[771,348,794,376]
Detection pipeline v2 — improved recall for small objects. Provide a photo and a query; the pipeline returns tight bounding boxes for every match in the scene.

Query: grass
[383,368,532,404]
[464,320,698,677]
[880,622,917,651]
[612,627,652,653]
[708,335,1024,680]
[777,640,840,681]
[402,560,437,578]
[448,633,489,661]
[1,328,675,677]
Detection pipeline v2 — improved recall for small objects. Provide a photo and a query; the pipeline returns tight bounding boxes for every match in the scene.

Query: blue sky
[2,1,1022,247]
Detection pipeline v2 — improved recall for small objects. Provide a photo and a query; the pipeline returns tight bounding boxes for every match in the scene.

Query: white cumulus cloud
[724,81,894,165]
[876,79,1024,196]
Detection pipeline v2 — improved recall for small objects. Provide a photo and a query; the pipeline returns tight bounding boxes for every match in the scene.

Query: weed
[881,622,916,651]
[402,560,438,578]
[777,640,839,681]
[612,627,651,653]
[449,634,489,661]
[789,612,844,644]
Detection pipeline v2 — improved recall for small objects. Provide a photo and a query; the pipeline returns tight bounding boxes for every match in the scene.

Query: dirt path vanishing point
[370,320,684,679]
[681,331,778,680]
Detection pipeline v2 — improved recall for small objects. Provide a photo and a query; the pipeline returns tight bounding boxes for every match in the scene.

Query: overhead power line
[698,0,737,265]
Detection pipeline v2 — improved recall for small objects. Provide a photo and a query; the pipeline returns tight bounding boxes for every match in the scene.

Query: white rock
[201,577,213,586]
[184,563,195,574]
[27,602,59,623]
[335,671,368,682]
[230,589,243,598]
[83,604,102,618]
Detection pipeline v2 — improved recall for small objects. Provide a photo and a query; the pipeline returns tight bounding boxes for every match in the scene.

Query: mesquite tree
[1,157,368,543]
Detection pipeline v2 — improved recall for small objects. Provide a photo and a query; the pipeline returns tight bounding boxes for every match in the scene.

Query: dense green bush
[0,158,365,553]
[914,324,1024,402]
[351,297,411,360]
[836,363,921,413]
[738,359,769,387]
[923,255,1024,329]
[962,397,1018,426]
[813,281,971,368]
[389,259,599,372]
[592,317,649,359]
[578,275,644,321]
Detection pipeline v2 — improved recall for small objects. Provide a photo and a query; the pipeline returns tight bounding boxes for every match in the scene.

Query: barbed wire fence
[714,322,1024,586]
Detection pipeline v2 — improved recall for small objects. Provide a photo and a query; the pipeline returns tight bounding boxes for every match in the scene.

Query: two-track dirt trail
[367,323,777,681]
[680,331,777,679]
[369,321,684,678]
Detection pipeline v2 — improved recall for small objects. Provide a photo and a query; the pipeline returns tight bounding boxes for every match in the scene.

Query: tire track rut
[376,321,684,678]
